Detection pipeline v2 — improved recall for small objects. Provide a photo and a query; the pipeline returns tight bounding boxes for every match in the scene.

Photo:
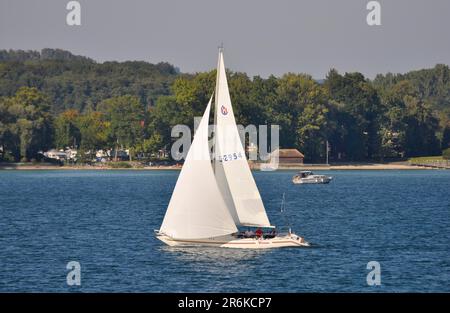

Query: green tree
[297,103,329,162]
[325,70,382,160]
[0,87,53,161]
[443,148,450,160]
[76,111,110,161]
[138,133,163,157]
[148,95,188,156]
[377,80,441,157]
[377,81,412,158]
[248,75,278,126]
[172,71,215,117]
[403,96,440,156]
[98,95,145,159]
[442,124,450,150]
[274,73,327,150]
[54,109,81,149]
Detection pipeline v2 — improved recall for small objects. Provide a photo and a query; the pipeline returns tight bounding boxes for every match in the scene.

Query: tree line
[1,49,449,163]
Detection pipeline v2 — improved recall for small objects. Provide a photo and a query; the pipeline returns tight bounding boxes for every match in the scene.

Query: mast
[213,44,223,172]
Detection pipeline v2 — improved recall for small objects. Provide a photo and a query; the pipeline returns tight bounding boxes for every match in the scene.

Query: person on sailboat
[244,229,254,238]
[255,228,263,238]
[265,229,277,239]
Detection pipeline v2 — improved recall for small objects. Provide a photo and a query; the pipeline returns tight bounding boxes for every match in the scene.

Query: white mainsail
[214,50,272,228]
[160,97,238,239]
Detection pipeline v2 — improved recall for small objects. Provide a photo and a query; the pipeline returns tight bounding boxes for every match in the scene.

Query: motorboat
[292,171,332,184]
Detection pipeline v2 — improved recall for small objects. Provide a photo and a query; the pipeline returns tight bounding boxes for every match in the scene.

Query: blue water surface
[0,169,449,292]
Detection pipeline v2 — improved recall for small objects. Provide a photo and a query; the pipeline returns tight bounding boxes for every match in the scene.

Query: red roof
[271,149,304,158]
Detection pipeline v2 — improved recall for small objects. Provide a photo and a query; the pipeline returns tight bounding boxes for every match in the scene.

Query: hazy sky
[1,0,449,79]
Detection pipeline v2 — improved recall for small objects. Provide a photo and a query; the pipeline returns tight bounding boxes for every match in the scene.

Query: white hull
[292,176,332,184]
[156,233,310,249]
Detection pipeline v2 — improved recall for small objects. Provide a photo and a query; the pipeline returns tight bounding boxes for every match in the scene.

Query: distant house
[65,148,77,161]
[42,148,78,162]
[270,149,304,164]
[109,149,129,161]
[44,149,67,161]
[158,148,169,159]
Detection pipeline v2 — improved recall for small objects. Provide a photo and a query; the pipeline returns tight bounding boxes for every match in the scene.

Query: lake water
[0,169,449,292]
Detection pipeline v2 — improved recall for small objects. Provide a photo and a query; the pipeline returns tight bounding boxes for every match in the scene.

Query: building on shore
[270,148,304,164]
[42,148,78,162]
[43,149,69,161]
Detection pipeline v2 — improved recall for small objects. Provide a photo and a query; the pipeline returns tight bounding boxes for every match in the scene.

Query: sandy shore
[0,164,180,170]
[0,163,433,170]
[269,164,430,170]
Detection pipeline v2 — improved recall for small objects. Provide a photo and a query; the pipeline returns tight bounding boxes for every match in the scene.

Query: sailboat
[155,49,309,249]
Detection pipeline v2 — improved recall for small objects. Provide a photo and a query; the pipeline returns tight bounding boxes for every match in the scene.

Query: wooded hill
[1,49,449,162]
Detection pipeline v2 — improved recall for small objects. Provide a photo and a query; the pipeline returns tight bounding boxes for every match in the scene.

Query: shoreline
[0,163,437,171]
[267,163,432,170]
